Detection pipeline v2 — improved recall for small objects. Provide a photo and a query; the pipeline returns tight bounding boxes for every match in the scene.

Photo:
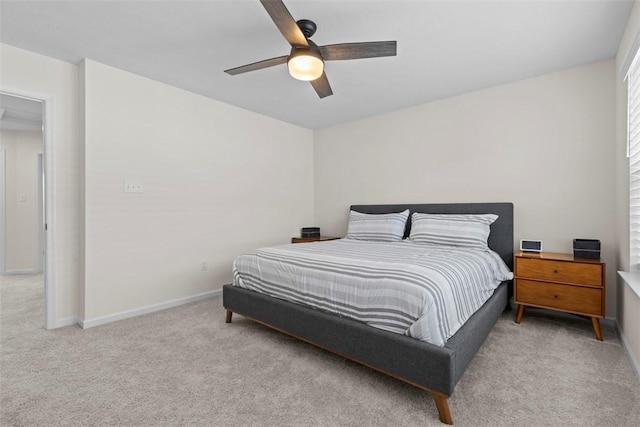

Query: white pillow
[409,213,498,249]
[345,209,409,242]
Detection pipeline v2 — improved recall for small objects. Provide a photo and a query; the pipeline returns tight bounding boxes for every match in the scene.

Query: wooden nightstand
[513,251,605,340]
[291,236,339,243]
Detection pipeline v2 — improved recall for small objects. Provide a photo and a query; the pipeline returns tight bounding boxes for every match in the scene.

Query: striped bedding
[232,239,513,346]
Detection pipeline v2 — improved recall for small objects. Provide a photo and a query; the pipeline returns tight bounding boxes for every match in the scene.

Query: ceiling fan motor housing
[296,19,317,39]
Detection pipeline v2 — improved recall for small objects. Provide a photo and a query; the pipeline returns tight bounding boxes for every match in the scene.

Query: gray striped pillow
[345,209,409,242]
[409,213,498,249]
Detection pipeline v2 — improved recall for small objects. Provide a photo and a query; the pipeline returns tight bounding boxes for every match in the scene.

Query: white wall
[615,0,640,373]
[81,59,314,321]
[0,44,314,327]
[0,129,43,272]
[0,44,80,324]
[314,60,617,317]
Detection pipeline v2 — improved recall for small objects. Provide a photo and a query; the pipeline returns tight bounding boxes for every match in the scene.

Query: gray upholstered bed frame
[223,202,513,424]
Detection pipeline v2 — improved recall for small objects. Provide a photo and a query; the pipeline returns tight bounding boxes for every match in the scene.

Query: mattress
[232,239,513,346]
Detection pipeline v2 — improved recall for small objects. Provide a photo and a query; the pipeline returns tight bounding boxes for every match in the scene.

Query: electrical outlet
[124,181,144,193]
[201,261,208,271]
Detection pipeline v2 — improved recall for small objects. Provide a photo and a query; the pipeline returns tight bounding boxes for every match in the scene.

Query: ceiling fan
[224,0,397,98]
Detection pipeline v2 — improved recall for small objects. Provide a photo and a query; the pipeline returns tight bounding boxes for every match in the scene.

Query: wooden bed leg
[434,394,453,425]
[225,309,233,323]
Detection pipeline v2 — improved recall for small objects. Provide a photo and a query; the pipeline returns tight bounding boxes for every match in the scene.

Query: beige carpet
[1,274,639,426]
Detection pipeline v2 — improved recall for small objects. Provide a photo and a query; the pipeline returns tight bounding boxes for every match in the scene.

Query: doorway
[0,91,52,329]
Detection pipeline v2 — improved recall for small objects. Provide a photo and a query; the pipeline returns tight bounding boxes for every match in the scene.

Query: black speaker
[573,239,600,259]
[301,227,320,238]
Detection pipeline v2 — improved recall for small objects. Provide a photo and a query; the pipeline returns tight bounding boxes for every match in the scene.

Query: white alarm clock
[520,239,542,253]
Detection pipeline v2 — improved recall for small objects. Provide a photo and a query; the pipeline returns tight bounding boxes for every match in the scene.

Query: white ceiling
[0,0,633,129]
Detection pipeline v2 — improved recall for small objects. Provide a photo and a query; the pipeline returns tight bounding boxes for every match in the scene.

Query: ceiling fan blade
[260,0,308,47]
[224,55,288,75]
[310,72,333,98]
[319,41,397,61]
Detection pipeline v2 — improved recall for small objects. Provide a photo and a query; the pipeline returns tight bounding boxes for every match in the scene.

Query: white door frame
[36,153,45,273]
[0,149,5,275]
[1,88,56,330]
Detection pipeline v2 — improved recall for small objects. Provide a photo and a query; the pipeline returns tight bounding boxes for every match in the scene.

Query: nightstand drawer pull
[515,258,602,286]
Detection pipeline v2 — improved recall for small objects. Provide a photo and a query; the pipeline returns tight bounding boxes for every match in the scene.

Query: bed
[223,202,513,424]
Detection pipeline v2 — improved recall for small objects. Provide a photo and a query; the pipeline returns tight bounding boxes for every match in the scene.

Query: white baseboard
[616,322,640,382]
[3,268,41,275]
[601,317,616,328]
[79,289,221,329]
[52,315,79,329]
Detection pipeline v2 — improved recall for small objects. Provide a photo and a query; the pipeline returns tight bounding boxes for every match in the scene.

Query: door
[0,91,53,328]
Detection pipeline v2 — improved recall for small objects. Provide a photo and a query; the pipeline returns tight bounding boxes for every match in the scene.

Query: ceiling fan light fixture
[287,49,324,81]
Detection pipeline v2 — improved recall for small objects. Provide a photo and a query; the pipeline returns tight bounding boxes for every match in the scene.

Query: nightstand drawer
[515,258,602,286]
[515,279,603,316]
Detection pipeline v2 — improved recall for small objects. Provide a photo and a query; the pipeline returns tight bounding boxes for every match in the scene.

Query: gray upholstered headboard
[349,202,514,271]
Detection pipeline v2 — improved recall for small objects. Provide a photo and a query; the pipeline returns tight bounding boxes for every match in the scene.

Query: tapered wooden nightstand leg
[225,309,233,323]
[591,317,603,341]
[515,304,525,324]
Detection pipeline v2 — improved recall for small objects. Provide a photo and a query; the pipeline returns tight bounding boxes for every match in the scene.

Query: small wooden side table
[513,251,605,340]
